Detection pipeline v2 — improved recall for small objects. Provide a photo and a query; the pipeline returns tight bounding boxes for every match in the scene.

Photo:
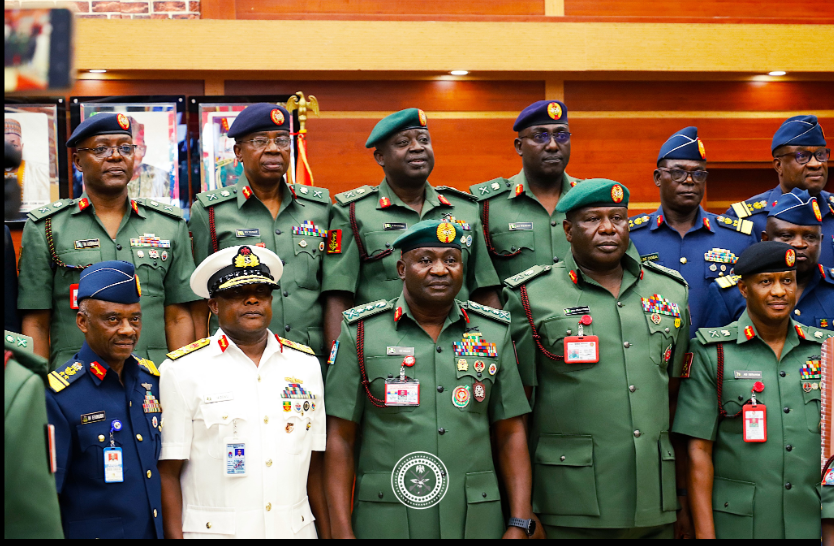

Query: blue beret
[393,220,462,253]
[734,241,796,276]
[771,115,826,153]
[78,261,141,304]
[657,126,706,164]
[513,100,568,132]
[365,108,428,149]
[227,103,291,139]
[67,113,132,148]
[768,188,823,226]
[556,178,628,213]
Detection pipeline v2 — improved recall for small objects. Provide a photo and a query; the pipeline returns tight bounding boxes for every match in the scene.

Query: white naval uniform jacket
[159,329,326,539]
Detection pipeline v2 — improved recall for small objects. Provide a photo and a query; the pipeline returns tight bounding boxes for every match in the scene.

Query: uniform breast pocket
[644,313,676,369]
[803,387,821,433]
[540,317,596,373]
[491,229,535,255]
[364,356,417,414]
[454,358,496,414]
[57,249,103,297]
[198,401,246,459]
[363,231,399,280]
[132,249,168,297]
[76,422,121,479]
[292,235,323,290]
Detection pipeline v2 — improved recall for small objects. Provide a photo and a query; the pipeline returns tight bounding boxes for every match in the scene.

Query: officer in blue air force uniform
[45,261,163,539]
[726,115,832,266]
[628,127,757,332]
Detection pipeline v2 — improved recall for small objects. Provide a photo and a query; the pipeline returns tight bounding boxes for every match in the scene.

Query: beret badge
[611,184,624,204]
[117,113,130,130]
[436,222,457,243]
[270,109,285,126]
[813,200,822,222]
[697,139,706,159]
[785,249,796,267]
[547,102,562,120]
[418,109,428,127]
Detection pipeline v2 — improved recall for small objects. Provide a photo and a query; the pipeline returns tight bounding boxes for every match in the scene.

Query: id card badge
[742,403,767,443]
[384,378,420,406]
[564,336,600,364]
[224,438,247,477]
[103,447,124,483]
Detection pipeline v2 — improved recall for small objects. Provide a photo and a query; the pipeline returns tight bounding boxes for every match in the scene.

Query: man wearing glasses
[17,113,198,369]
[629,127,757,331]
[188,103,332,377]
[470,100,582,287]
[727,115,831,265]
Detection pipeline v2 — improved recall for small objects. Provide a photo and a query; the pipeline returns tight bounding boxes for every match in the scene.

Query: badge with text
[80,411,106,425]
[103,447,124,483]
[384,378,420,406]
[74,238,100,250]
[235,228,260,238]
[225,440,247,477]
[391,451,449,509]
[384,222,408,231]
[742,402,767,442]
[564,315,599,364]
[508,221,533,231]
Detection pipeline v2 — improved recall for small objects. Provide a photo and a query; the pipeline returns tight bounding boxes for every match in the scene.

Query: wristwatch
[507,517,536,537]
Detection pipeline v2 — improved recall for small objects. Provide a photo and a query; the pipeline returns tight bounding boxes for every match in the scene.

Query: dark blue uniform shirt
[45,342,163,539]
[726,186,834,267]
[629,206,757,332]
[700,265,834,330]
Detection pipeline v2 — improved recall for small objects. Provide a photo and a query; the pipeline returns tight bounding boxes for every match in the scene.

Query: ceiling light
[450,70,469,76]
[768,71,786,76]
[89,69,107,73]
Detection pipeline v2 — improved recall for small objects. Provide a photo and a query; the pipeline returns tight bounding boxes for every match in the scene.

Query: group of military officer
[4,97,833,540]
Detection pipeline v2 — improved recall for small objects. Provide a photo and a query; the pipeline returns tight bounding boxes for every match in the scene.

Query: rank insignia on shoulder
[715,215,754,235]
[48,362,85,393]
[167,338,211,360]
[278,336,316,356]
[464,301,511,323]
[715,274,740,289]
[343,299,392,323]
[628,215,651,230]
[503,265,552,288]
[137,358,160,376]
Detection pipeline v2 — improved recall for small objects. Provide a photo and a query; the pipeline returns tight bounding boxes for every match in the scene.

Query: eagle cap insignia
[437,222,457,243]
[697,139,706,159]
[547,102,562,120]
[611,184,624,203]
[116,113,130,130]
[270,109,285,125]
[785,248,796,267]
[234,246,260,268]
[418,109,428,126]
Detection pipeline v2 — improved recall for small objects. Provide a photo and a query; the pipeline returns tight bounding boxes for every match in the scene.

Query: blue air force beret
[393,220,463,254]
[67,113,132,148]
[771,115,826,153]
[365,108,428,149]
[657,126,706,165]
[190,245,284,299]
[227,103,291,139]
[768,188,823,226]
[78,261,141,304]
[513,100,568,132]
[555,178,629,213]
[734,241,796,276]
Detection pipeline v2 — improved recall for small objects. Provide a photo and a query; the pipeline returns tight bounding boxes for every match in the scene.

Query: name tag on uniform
[81,411,106,424]
[70,283,79,309]
[204,392,234,404]
[384,378,420,406]
[564,335,600,364]
[224,439,247,477]
[742,403,767,442]
[235,229,260,238]
[103,447,124,483]
[387,346,415,356]
[74,238,100,250]
[640,253,660,263]
[384,223,407,231]
[508,222,533,231]
[734,370,762,379]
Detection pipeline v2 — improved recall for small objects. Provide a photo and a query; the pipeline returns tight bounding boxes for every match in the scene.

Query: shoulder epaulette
[462,301,511,323]
[696,326,738,345]
[278,336,316,355]
[715,215,753,235]
[167,338,211,360]
[136,198,183,219]
[293,184,330,204]
[469,178,511,201]
[137,358,160,376]
[628,214,651,230]
[27,199,76,222]
[435,186,477,202]
[335,186,376,206]
[47,361,85,393]
[343,299,392,324]
[643,261,689,287]
[196,188,238,208]
[715,274,741,289]
[4,331,33,353]
[504,264,553,289]
[730,198,768,219]
[798,324,834,342]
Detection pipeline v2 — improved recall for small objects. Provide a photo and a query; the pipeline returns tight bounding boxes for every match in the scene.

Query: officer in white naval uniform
[157,245,328,539]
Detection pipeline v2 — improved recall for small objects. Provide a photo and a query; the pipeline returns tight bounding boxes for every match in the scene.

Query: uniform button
[266,503,272,511]
[794,309,801,316]
[738,396,743,401]
[147,470,152,478]
[258,375,261,382]
[551,221,557,227]
[436,347,442,353]
[511,246,517,252]
[98,435,105,442]
[633,430,641,437]
[482,492,488,498]
[724,502,729,508]
[785,483,792,490]
[629,385,636,393]
[438,428,446,435]
[264,416,269,424]
[780,371,786,377]
[617,302,623,308]
[275,229,282,235]
[786,445,792,452]
[137,434,143,441]
[153,262,158,266]
[680,257,687,264]
[154,509,158,518]
[560,456,566,461]
[784,407,790,414]
[116,244,122,250]
[285,325,291,332]
[553,256,559,263]
[664,328,670,333]
[385,243,391,248]
[283,291,288,297]
[378,492,384,499]
[437,386,444,393]
[623,342,630,348]
[206,522,212,529]
[266,459,273,467]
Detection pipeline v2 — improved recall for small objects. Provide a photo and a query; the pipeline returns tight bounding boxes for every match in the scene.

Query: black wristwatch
[508,517,536,537]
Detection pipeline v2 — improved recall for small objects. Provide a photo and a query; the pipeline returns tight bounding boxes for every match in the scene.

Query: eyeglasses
[76,145,137,158]
[242,136,292,150]
[521,131,572,145]
[657,168,709,183]
[774,148,830,165]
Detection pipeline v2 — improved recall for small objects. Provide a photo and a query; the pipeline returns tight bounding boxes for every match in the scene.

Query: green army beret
[555,178,630,213]
[393,219,462,253]
[365,108,428,148]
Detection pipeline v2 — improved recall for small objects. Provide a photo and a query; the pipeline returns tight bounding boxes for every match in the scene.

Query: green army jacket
[672,311,832,539]
[325,295,530,539]
[503,244,690,529]
[322,178,500,305]
[17,195,197,369]
[189,176,331,362]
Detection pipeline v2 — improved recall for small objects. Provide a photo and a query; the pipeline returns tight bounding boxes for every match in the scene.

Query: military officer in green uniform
[504,179,691,539]
[188,103,332,370]
[322,108,501,352]
[673,241,831,539]
[17,113,197,368]
[470,100,581,286]
[4,331,64,539]
[325,220,535,539]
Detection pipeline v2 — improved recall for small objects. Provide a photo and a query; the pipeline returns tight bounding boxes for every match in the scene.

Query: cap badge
[418,109,428,126]
[135,276,142,297]
[547,102,562,120]
[436,222,457,243]
[813,200,822,222]
[785,248,796,267]
[270,109,284,125]
[116,113,130,130]
[611,184,624,204]
[697,139,706,159]
[234,246,260,269]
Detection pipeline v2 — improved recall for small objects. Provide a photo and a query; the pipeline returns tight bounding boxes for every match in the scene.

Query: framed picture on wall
[4,97,68,224]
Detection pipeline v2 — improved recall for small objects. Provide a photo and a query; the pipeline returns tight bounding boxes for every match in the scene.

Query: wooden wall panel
[68,79,205,97]
[234,0,545,18]
[565,0,834,19]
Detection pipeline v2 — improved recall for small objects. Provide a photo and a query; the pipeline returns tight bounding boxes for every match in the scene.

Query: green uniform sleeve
[670,285,691,378]
[163,219,199,305]
[188,201,211,268]
[488,326,531,423]
[324,320,364,423]
[671,342,720,441]
[503,286,537,387]
[467,215,501,290]
[823,485,834,519]
[322,203,360,295]
[17,219,54,310]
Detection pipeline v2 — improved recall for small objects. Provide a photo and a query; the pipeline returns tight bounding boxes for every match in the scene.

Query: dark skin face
[73,134,135,196]
[374,128,435,187]
[397,247,464,307]
[76,299,142,368]
[564,206,630,270]
[763,217,821,276]
[738,270,796,325]
[654,158,707,213]
[233,130,291,186]
[514,123,571,182]
[208,284,274,343]
[773,145,829,196]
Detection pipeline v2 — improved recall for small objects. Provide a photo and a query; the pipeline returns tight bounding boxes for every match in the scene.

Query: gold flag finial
[285,91,319,134]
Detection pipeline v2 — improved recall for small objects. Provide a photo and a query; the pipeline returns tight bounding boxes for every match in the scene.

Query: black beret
[67,113,132,148]
[227,103,291,139]
[734,241,796,276]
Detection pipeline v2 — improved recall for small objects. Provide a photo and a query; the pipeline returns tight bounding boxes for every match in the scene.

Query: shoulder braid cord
[349,201,392,262]
[46,217,91,270]
[715,343,748,419]
[208,206,219,254]
[357,320,386,408]
[519,284,563,361]
[482,200,521,258]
